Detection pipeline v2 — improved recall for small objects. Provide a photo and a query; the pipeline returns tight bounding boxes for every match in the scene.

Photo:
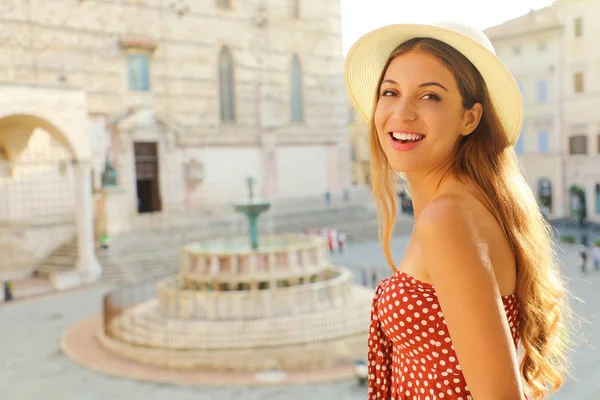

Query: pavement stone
[0,235,598,399]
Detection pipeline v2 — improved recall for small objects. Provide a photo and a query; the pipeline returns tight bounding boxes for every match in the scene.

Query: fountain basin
[179,234,329,286]
[233,201,271,215]
[156,267,353,320]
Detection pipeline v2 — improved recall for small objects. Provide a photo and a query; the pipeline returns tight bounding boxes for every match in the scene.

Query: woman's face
[374,50,482,174]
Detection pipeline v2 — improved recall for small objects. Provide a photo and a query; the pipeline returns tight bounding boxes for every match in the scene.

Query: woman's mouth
[389,132,425,144]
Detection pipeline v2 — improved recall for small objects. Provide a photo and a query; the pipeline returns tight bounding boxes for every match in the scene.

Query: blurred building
[0,0,352,279]
[348,107,370,186]
[486,0,600,222]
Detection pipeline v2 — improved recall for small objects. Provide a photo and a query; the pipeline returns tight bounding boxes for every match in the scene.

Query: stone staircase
[35,240,77,277]
[34,239,125,283]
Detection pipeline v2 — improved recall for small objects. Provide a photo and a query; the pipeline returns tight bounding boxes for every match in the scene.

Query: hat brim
[344,23,523,146]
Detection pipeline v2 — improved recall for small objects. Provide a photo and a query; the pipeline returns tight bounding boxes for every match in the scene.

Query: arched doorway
[0,114,100,281]
[0,125,75,220]
[538,178,552,215]
[569,185,587,219]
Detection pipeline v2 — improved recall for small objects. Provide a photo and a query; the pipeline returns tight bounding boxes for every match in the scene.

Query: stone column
[268,252,277,288]
[209,255,220,275]
[232,255,240,274]
[287,251,296,269]
[74,160,102,281]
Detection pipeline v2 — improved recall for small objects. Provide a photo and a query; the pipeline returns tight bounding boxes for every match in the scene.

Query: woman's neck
[405,168,460,220]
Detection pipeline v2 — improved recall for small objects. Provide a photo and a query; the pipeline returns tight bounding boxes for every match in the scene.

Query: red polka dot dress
[368,271,521,399]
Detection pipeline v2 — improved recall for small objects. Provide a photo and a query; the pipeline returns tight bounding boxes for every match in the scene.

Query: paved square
[0,235,598,399]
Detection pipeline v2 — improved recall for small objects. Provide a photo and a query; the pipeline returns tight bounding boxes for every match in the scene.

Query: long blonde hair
[369,38,571,399]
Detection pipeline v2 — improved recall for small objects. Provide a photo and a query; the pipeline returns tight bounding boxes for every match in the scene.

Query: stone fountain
[97,178,372,373]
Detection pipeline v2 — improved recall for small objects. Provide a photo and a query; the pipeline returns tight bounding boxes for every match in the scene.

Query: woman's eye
[422,93,440,101]
[381,90,396,97]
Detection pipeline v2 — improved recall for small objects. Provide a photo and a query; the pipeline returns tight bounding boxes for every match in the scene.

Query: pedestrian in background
[578,245,588,274]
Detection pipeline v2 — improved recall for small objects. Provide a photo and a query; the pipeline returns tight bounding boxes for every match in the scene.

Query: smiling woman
[374,50,482,169]
[345,21,571,400]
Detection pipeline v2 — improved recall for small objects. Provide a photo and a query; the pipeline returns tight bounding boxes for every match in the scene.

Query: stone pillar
[209,255,220,275]
[268,252,277,288]
[288,251,297,270]
[268,253,276,272]
[301,249,309,272]
[200,254,207,274]
[232,255,240,274]
[74,160,102,282]
[250,253,258,274]
[319,244,328,266]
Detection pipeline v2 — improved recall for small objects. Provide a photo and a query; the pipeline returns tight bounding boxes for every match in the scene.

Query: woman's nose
[392,99,417,122]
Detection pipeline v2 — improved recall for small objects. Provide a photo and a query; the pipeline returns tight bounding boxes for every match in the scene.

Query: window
[219,47,236,122]
[127,54,150,91]
[574,17,583,37]
[537,79,548,103]
[574,72,584,93]
[290,55,304,122]
[569,135,587,155]
[537,130,549,153]
[538,178,553,213]
[537,41,547,51]
[515,131,525,153]
[216,0,231,9]
[291,0,300,19]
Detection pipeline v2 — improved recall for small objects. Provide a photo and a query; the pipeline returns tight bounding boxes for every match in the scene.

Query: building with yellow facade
[486,0,600,222]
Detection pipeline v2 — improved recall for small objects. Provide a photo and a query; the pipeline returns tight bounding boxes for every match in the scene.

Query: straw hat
[344,21,523,146]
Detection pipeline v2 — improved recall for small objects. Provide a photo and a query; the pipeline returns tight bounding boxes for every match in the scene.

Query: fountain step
[106,285,373,350]
[98,322,368,372]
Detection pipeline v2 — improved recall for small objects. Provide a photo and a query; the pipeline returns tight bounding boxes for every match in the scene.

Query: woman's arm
[415,196,525,400]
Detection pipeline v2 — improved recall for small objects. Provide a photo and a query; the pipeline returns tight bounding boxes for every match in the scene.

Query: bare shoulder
[414,193,477,240]
[414,192,494,290]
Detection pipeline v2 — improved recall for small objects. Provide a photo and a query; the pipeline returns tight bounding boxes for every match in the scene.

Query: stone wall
[0,0,350,145]
[0,0,353,228]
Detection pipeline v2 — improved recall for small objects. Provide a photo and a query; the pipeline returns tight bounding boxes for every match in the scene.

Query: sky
[340,0,555,55]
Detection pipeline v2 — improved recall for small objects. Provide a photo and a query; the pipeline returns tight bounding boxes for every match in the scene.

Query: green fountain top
[247,176,256,202]
[233,177,271,250]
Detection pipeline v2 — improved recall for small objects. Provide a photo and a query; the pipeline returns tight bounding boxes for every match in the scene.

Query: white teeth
[391,132,424,141]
